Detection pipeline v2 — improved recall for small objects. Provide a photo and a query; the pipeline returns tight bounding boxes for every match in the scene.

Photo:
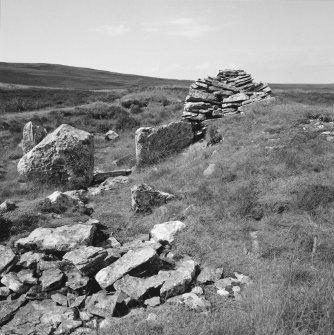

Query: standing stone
[17,124,94,189]
[22,121,47,154]
[135,121,193,166]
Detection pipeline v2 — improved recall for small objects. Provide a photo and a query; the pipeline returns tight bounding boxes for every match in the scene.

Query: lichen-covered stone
[18,124,94,189]
[135,121,193,165]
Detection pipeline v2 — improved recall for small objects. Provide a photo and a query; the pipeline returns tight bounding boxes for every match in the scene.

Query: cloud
[141,17,215,38]
[89,23,130,36]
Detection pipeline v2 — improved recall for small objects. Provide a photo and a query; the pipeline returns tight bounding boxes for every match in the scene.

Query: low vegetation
[1,82,334,334]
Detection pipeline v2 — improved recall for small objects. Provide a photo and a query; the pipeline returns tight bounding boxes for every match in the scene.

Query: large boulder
[15,223,96,252]
[22,121,47,154]
[95,246,157,289]
[135,121,193,166]
[131,184,175,213]
[17,124,94,189]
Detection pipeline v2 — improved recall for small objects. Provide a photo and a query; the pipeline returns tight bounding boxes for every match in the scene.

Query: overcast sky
[1,0,334,83]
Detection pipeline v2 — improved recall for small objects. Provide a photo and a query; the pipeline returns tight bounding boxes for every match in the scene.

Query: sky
[1,0,334,83]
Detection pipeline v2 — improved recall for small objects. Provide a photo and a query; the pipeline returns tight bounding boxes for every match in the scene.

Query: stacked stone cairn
[182,69,272,135]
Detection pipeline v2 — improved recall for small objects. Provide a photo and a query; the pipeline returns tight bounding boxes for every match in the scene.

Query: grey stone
[93,169,131,184]
[197,266,224,284]
[167,292,211,311]
[86,291,119,318]
[95,246,157,289]
[63,246,108,275]
[203,164,217,177]
[0,286,10,298]
[1,272,29,293]
[0,200,17,213]
[0,245,16,275]
[65,268,90,291]
[18,124,94,189]
[41,268,64,291]
[135,121,193,166]
[51,293,68,306]
[22,121,47,154]
[105,130,119,142]
[144,296,161,307]
[17,269,38,285]
[0,295,26,326]
[15,223,96,252]
[150,221,186,244]
[223,93,249,103]
[1,299,76,334]
[18,251,45,268]
[131,183,175,213]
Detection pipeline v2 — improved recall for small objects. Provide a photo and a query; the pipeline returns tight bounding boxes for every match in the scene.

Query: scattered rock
[15,223,96,252]
[0,294,26,326]
[89,176,129,196]
[22,121,47,154]
[107,235,121,248]
[95,246,157,289]
[1,299,76,334]
[150,221,186,244]
[0,200,17,213]
[17,124,94,189]
[41,268,64,291]
[160,258,197,299]
[167,292,211,311]
[105,130,119,142]
[135,121,193,166]
[93,169,132,184]
[131,183,175,213]
[0,245,16,274]
[54,319,82,335]
[1,273,29,293]
[51,293,68,306]
[144,296,161,307]
[17,269,38,285]
[65,267,90,291]
[191,286,204,295]
[146,313,158,322]
[63,246,108,275]
[197,266,223,284]
[203,163,217,177]
[17,251,45,269]
[86,291,119,318]
[0,286,10,298]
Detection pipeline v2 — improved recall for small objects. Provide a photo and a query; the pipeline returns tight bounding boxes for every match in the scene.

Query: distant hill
[0,62,192,90]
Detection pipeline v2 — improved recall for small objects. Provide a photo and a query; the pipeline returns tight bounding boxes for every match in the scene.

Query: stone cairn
[182,69,272,136]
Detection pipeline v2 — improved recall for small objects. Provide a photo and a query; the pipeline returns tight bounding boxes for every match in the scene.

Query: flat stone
[167,292,211,311]
[1,299,76,334]
[197,267,224,284]
[1,272,29,293]
[15,223,96,252]
[54,320,82,335]
[144,296,161,307]
[150,221,186,244]
[95,247,157,289]
[0,295,26,326]
[223,93,249,103]
[86,291,119,318]
[17,269,38,285]
[63,246,108,275]
[41,268,64,291]
[18,251,45,268]
[0,246,16,275]
[38,260,62,272]
[67,293,86,308]
[160,258,197,299]
[79,311,93,321]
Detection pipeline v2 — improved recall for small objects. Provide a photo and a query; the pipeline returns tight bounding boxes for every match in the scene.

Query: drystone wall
[182,69,272,124]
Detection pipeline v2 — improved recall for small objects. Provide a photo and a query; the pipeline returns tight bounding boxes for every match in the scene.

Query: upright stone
[22,121,47,154]
[135,121,193,166]
[17,124,94,189]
